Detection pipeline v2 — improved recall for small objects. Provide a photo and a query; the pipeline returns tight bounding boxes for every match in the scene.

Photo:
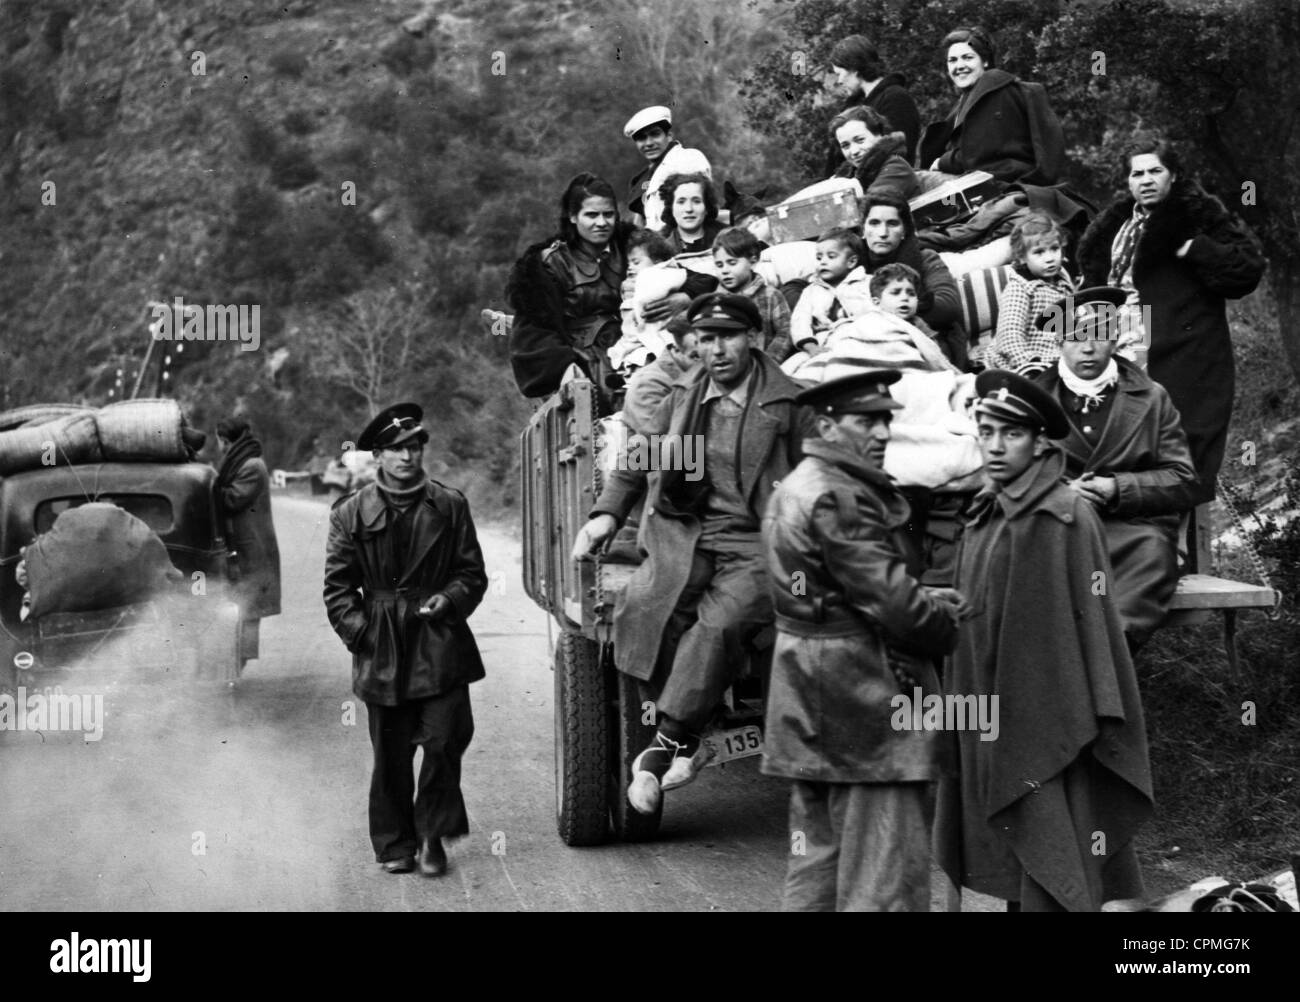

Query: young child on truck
[789,228,874,357]
[711,226,792,362]
[612,229,684,376]
[784,261,954,379]
[987,212,1078,375]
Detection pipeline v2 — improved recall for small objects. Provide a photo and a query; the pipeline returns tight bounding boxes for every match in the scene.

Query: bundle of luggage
[19,502,184,620]
[0,399,191,476]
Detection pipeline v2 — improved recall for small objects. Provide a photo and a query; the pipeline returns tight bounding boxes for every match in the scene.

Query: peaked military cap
[358,402,428,451]
[686,292,763,332]
[974,369,1071,439]
[795,367,904,415]
[1034,285,1129,340]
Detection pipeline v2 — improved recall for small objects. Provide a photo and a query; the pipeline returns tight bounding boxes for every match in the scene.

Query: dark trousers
[365,686,474,862]
[654,534,771,733]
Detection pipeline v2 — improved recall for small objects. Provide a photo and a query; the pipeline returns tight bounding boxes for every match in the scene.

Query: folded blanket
[785,315,985,489]
[884,370,984,489]
[783,309,955,379]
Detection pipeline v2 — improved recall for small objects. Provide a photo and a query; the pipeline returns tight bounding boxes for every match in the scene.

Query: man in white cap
[624,105,712,230]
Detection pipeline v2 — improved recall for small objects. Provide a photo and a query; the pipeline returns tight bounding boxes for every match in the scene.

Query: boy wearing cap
[762,368,965,911]
[624,105,712,230]
[1034,287,1198,653]
[933,370,1154,911]
[573,292,815,816]
[324,403,488,877]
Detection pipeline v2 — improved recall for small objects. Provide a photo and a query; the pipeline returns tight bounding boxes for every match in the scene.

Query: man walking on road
[324,403,488,877]
[762,368,965,911]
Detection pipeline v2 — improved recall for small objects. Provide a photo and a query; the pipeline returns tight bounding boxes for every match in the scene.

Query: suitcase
[908,171,1000,230]
[766,177,863,244]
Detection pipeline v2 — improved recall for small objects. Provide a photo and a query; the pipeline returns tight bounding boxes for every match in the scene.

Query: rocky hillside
[0,0,794,508]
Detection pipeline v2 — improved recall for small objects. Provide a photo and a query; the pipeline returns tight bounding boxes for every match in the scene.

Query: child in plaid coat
[988,213,1077,375]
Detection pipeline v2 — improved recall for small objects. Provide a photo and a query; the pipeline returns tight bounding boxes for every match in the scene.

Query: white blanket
[786,311,985,490]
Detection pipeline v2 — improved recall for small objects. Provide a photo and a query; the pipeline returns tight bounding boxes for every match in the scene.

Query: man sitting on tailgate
[572,292,815,815]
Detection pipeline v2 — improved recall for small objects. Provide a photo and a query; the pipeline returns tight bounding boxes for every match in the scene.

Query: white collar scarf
[1057,357,1118,413]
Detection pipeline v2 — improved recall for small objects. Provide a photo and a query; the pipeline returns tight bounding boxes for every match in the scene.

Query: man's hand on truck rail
[571,514,618,562]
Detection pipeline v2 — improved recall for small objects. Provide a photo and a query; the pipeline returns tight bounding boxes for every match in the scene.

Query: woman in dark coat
[828,106,919,202]
[918,26,1065,187]
[861,193,964,359]
[826,34,921,170]
[216,416,282,665]
[1076,138,1265,502]
[506,172,716,403]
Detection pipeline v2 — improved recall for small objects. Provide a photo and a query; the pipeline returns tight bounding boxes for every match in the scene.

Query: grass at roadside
[1133,288,1299,896]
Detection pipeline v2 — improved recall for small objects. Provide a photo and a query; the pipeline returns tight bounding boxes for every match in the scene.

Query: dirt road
[0,494,996,911]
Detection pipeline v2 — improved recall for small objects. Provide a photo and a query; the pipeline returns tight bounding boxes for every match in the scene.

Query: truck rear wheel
[608,668,663,841]
[553,630,609,846]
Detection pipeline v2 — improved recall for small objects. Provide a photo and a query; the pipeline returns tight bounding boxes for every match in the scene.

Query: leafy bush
[281,108,316,136]
[268,47,308,79]
[1250,472,1300,613]
[270,142,320,189]
[343,87,400,134]
[239,115,279,165]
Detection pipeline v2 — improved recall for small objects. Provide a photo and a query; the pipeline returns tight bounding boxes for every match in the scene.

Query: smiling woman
[918,26,1065,187]
[506,172,720,402]
[825,34,921,169]
[827,105,919,201]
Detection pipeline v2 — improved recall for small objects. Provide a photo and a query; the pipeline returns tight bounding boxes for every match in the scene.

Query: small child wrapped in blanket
[780,228,875,372]
[611,229,687,376]
[784,263,947,379]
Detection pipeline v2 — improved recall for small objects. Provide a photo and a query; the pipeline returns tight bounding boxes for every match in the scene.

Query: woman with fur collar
[829,106,919,202]
[1077,136,1265,502]
[506,172,717,401]
[918,26,1065,187]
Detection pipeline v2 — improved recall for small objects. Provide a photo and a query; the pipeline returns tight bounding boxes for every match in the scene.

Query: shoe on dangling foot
[662,738,714,792]
[628,730,698,814]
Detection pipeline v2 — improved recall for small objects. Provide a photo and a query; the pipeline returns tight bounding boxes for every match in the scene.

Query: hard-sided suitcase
[766,178,863,244]
[908,170,1000,230]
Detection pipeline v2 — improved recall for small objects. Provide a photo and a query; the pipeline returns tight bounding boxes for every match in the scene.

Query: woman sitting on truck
[828,106,919,202]
[825,33,922,169]
[918,26,1065,187]
[507,172,717,402]
[658,172,726,255]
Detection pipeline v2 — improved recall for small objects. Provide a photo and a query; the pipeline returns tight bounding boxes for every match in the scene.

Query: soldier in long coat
[762,369,964,911]
[1034,288,1199,651]
[573,293,817,816]
[934,371,1154,912]
[324,403,487,877]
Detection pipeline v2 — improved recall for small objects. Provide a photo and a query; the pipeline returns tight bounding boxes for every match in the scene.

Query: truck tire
[608,668,663,841]
[553,630,609,846]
